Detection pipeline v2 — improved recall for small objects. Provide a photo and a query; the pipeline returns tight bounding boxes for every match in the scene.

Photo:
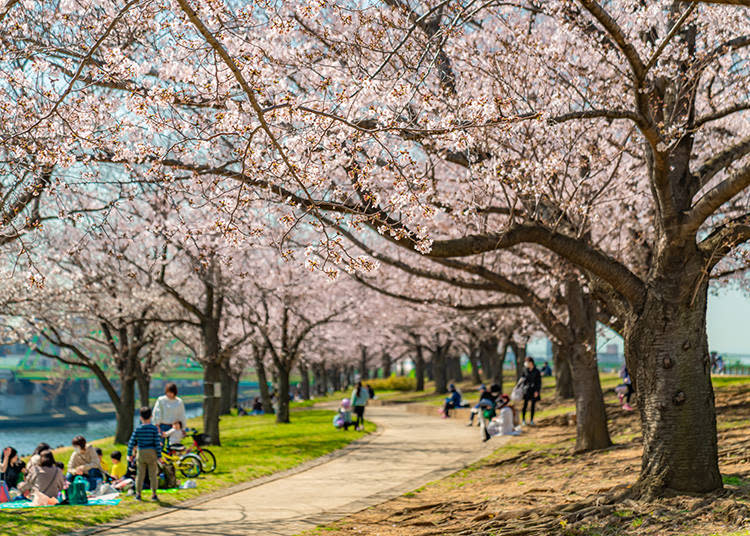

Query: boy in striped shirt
[127,406,162,501]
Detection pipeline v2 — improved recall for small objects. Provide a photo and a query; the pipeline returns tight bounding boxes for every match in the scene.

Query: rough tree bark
[134,364,151,409]
[298,361,311,400]
[414,345,425,391]
[432,342,451,394]
[565,278,612,452]
[202,359,222,446]
[381,352,392,378]
[510,340,526,380]
[276,365,292,423]
[552,343,575,400]
[449,355,463,382]
[252,347,274,414]
[624,254,721,495]
[219,364,235,415]
[359,346,369,380]
[480,337,503,388]
[468,347,482,384]
[201,319,222,445]
[114,376,136,444]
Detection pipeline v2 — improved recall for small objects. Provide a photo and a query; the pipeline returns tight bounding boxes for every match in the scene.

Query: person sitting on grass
[18,450,64,500]
[109,451,127,481]
[251,396,264,415]
[127,406,162,502]
[441,383,463,418]
[467,384,502,426]
[67,435,104,491]
[96,447,110,475]
[333,398,355,430]
[1,446,26,489]
[163,420,186,448]
[28,442,51,469]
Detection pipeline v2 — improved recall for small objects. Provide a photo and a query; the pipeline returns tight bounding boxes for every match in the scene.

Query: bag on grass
[31,491,57,506]
[0,480,10,503]
[67,476,88,505]
[499,407,515,435]
[510,378,525,402]
[159,462,178,490]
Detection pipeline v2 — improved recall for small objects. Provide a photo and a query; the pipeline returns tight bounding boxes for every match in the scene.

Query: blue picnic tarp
[0,494,121,509]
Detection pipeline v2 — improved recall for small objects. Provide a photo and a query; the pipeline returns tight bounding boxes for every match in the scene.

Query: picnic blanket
[0,493,121,510]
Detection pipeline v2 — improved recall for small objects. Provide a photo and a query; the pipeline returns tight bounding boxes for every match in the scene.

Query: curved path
[95,405,499,536]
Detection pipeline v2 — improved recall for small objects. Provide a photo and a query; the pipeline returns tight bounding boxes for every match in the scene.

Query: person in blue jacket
[441,383,463,418]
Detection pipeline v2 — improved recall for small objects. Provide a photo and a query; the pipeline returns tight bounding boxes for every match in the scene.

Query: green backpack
[68,476,88,505]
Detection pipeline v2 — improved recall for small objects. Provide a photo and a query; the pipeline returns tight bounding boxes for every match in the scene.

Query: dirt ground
[309,382,750,536]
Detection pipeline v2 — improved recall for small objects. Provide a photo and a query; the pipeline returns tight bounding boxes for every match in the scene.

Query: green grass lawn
[0,410,373,536]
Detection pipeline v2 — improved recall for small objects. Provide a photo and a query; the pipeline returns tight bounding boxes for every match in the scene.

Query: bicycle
[161,443,202,478]
[183,428,217,473]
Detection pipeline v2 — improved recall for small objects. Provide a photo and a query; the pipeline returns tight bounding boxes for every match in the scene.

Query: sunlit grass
[0,410,372,536]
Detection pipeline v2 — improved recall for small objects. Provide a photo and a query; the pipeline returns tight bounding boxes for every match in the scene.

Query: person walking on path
[521,357,542,426]
[153,382,187,435]
[67,435,104,490]
[128,407,163,502]
[351,381,370,431]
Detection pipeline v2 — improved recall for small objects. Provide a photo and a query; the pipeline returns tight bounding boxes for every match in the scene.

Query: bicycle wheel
[198,449,216,473]
[178,454,202,478]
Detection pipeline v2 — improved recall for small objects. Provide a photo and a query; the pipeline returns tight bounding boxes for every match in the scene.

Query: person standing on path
[521,357,542,426]
[128,407,162,502]
[153,382,187,435]
[351,381,370,431]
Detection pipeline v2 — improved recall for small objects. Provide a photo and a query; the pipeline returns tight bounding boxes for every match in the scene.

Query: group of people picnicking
[437,357,543,440]
[1,382,190,506]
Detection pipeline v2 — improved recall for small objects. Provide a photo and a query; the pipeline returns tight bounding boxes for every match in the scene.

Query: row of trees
[1,0,749,498]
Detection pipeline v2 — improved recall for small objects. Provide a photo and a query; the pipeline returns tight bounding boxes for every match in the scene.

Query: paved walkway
[97,405,499,536]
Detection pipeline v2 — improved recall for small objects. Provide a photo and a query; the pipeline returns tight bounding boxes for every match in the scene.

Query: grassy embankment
[0,406,373,536]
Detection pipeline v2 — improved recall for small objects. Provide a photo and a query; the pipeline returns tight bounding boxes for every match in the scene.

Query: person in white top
[153,383,187,434]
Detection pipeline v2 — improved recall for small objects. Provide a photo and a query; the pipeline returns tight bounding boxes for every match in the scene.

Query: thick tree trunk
[298,361,311,400]
[511,341,526,380]
[134,365,151,409]
[565,278,611,452]
[449,355,463,382]
[468,348,482,384]
[329,366,341,392]
[432,343,450,394]
[114,376,136,444]
[253,351,274,414]
[276,365,291,424]
[480,338,502,387]
[202,360,222,446]
[553,343,575,400]
[219,365,234,415]
[414,346,425,391]
[359,347,369,380]
[624,267,721,495]
[382,352,392,378]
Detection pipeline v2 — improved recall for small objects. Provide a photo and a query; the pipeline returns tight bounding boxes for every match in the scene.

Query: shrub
[365,375,415,392]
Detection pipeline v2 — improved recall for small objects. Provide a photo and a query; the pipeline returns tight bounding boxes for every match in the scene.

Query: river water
[1,406,204,456]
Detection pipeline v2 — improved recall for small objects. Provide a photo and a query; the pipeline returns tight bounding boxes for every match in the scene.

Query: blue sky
[706,288,750,354]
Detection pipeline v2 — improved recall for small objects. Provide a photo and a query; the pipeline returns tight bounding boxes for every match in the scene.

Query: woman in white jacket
[153,383,187,434]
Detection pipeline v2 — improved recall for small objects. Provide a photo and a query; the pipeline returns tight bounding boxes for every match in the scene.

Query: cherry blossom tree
[3,0,750,496]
